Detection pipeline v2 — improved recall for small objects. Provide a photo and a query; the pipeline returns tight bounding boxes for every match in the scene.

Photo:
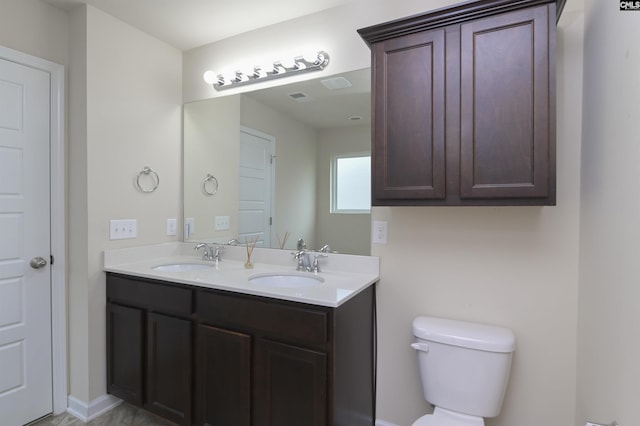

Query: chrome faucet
[212,245,224,262]
[310,252,328,272]
[196,243,225,262]
[195,243,213,260]
[292,244,329,273]
[293,249,310,271]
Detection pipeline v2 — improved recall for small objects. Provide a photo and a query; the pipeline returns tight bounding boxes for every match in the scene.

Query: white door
[0,58,53,425]
[239,127,274,248]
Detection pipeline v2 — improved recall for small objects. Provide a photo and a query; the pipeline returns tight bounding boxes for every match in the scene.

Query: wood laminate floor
[28,403,176,426]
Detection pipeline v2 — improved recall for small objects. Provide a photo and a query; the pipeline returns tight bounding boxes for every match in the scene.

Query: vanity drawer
[107,274,193,317]
[197,290,329,348]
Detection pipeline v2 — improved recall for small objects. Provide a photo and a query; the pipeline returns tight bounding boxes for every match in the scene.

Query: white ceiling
[43,0,352,51]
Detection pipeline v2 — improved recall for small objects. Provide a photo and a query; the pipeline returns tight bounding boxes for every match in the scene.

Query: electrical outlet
[372,221,388,244]
[166,218,177,236]
[109,219,137,240]
[215,215,230,231]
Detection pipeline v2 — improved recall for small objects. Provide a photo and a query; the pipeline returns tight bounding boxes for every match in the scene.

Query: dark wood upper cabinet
[371,28,446,201]
[359,0,566,206]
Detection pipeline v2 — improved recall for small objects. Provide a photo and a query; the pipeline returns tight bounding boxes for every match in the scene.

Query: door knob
[30,257,48,269]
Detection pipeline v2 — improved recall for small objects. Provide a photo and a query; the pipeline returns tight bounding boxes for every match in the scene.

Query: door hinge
[50,255,54,265]
[269,217,273,226]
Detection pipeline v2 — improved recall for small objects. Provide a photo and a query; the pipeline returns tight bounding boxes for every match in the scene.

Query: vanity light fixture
[203,50,330,91]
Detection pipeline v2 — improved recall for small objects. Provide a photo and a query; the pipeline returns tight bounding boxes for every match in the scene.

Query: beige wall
[0,0,68,66]
[67,4,90,402]
[577,1,640,425]
[68,5,182,402]
[316,125,371,255]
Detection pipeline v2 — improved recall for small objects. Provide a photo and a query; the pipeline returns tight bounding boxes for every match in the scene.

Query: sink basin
[249,273,324,288]
[152,263,213,272]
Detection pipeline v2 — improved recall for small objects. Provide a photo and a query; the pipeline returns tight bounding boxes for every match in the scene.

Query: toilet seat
[411,407,485,426]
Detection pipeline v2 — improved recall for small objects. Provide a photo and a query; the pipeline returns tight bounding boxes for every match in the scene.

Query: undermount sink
[249,272,324,288]
[152,263,213,272]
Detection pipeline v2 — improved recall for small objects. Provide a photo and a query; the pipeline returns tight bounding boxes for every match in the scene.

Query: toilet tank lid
[413,316,515,353]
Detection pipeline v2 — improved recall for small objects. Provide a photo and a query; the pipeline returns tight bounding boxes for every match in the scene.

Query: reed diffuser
[276,231,290,250]
[244,236,259,269]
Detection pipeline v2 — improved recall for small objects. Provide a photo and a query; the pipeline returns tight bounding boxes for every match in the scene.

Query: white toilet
[410,316,516,426]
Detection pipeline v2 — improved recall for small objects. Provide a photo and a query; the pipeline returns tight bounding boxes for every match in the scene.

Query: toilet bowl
[411,316,516,426]
[412,407,485,426]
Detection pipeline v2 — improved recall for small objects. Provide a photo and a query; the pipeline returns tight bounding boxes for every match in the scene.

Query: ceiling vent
[321,76,353,90]
[288,91,313,103]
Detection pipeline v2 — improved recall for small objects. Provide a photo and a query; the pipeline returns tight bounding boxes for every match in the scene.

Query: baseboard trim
[67,394,122,422]
[376,420,401,426]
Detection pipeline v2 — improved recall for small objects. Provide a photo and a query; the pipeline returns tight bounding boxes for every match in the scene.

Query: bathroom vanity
[104,243,378,426]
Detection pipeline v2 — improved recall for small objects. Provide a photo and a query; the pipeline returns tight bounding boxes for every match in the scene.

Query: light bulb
[203,70,218,85]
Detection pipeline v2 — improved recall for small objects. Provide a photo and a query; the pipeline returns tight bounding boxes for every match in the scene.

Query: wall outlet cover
[372,220,388,244]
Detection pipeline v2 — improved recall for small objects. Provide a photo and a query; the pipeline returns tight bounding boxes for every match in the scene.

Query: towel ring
[136,166,159,193]
[202,174,218,195]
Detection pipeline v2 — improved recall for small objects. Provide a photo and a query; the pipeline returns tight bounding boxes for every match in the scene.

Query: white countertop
[103,243,379,307]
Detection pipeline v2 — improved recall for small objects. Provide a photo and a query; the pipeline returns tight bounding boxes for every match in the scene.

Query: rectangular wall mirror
[183,67,371,255]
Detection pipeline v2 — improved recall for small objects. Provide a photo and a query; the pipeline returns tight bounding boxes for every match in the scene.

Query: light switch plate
[166,218,177,236]
[215,215,230,230]
[109,219,137,240]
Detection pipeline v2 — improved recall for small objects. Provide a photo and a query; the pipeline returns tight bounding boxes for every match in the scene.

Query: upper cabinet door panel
[459,5,552,200]
[373,29,446,202]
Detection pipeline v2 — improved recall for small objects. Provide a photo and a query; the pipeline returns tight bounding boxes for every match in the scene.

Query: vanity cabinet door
[106,303,144,406]
[253,338,327,426]
[145,312,192,426]
[196,324,251,426]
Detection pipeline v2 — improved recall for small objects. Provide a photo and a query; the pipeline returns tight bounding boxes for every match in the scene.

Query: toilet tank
[412,316,516,418]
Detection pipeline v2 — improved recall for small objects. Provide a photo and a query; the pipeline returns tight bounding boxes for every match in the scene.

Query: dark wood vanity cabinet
[195,286,375,426]
[358,0,565,206]
[196,324,251,425]
[107,274,193,425]
[106,273,375,426]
